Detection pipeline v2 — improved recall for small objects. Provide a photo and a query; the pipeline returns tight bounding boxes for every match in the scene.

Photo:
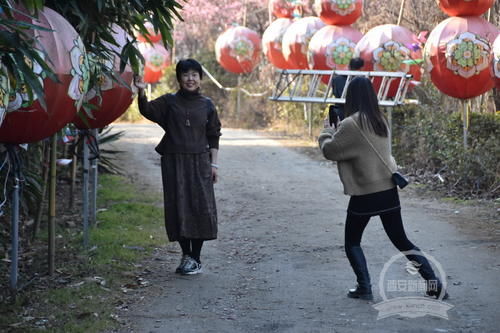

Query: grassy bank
[0,174,165,332]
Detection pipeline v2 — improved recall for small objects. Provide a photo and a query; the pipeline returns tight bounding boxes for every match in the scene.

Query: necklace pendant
[185,119,191,127]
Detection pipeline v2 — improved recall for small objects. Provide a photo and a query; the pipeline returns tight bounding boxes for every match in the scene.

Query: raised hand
[133,74,147,90]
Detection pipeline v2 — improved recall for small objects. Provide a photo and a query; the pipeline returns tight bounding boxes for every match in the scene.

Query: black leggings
[345,209,415,251]
[179,239,204,262]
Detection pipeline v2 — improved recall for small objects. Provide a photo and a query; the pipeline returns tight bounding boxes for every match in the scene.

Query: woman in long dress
[135,59,221,275]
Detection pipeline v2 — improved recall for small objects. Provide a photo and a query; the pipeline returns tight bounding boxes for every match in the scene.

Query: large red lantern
[313,0,363,25]
[0,7,89,144]
[73,26,134,129]
[269,0,302,19]
[215,26,261,74]
[282,16,326,69]
[136,22,162,43]
[424,16,498,99]
[262,18,294,69]
[308,25,363,84]
[493,34,500,90]
[138,42,171,84]
[354,24,422,98]
[437,0,495,17]
[0,66,10,128]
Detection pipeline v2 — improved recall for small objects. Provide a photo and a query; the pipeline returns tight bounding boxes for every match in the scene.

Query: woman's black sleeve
[138,94,168,124]
[206,100,222,149]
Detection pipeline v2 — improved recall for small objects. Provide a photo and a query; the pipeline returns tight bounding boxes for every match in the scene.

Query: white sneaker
[181,257,202,275]
[175,255,191,274]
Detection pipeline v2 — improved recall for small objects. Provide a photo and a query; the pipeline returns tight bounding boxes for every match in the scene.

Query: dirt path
[110,124,499,333]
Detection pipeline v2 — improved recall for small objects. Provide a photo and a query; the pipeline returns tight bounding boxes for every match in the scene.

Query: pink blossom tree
[174,0,268,58]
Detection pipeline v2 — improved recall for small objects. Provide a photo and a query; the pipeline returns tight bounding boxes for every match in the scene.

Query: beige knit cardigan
[318,112,397,196]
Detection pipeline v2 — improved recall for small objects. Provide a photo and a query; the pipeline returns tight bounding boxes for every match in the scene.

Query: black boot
[345,245,373,300]
[405,248,449,300]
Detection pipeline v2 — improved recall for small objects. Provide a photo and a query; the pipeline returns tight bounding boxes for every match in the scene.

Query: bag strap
[351,120,394,174]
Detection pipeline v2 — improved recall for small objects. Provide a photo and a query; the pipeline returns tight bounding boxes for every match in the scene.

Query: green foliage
[0,0,183,111]
[0,174,165,332]
[97,174,134,203]
[0,1,58,110]
[97,127,125,174]
[44,0,182,76]
[392,106,499,198]
[91,174,164,266]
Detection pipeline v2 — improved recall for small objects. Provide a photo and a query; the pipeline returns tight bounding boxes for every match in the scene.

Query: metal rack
[270,69,418,106]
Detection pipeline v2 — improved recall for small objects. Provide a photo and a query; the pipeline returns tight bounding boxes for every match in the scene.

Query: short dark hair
[176,58,203,82]
[344,76,388,137]
[348,57,364,70]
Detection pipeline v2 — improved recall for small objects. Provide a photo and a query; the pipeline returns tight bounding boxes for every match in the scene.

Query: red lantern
[138,42,171,84]
[313,0,363,25]
[215,26,261,74]
[136,22,162,43]
[282,16,326,69]
[424,16,498,99]
[269,0,302,19]
[0,7,89,144]
[354,24,422,98]
[262,18,294,69]
[493,34,500,89]
[308,25,363,84]
[73,26,134,129]
[437,0,494,17]
[0,66,10,128]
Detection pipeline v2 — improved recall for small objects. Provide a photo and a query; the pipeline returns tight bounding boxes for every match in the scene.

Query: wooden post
[462,100,470,149]
[69,152,77,209]
[8,147,20,291]
[236,75,242,123]
[82,138,90,249]
[90,129,98,225]
[243,0,248,26]
[387,107,393,155]
[48,134,57,276]
[397,0,406,26]
[308,103,313,137]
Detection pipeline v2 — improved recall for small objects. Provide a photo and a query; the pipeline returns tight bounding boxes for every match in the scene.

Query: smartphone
[328,106,338,128]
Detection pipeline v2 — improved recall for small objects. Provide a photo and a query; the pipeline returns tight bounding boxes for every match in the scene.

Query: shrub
[392,105,499,198]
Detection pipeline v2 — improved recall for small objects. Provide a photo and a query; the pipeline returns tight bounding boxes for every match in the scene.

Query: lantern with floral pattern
[0,66,10,128]
[138,42,171,83]
[424,16,498,99]
[437,0,495,17]
[215,26,261,74]
[262,18,294,69]
[0,7,89,144]
[354,24,422,97]
[493,34,500,89]
[313,0,363,25]
[308,25,363,84]
[73,26,135,129]
[282,16,326,69]
[136,22,162,43]
[269,0,303,19]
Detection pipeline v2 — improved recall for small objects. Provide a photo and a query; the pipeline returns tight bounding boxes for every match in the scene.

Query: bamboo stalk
[32,141,50,241]
[48,134,57,276]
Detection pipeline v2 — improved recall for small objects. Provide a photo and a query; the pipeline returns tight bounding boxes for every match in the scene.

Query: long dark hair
[344,77,388,137]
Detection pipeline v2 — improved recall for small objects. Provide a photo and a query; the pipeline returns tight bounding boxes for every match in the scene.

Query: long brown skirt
[160,152,217,241]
